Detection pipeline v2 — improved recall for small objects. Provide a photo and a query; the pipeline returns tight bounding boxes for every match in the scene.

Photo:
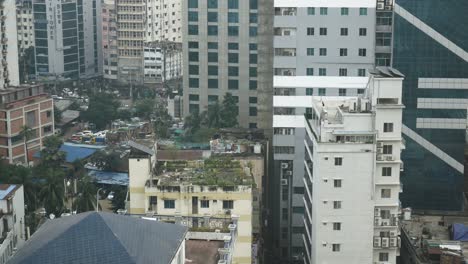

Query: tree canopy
[82,93,120,130]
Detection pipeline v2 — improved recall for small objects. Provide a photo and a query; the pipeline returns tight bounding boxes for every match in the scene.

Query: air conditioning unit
[281,179,288,185]
[390,237,397,247]
[382,219,390,226]
[390,231,397,237]
[285,170,293,176]
[374,208,381,217]
[377,2,384,9]
[281,163,289,169]
[377,148,383,154]
[374,217,382,226]
[377,155,384,161]
[382,237,389,248]
[377,142,383,148]
[385,155,395,161]
[373,237,381,247]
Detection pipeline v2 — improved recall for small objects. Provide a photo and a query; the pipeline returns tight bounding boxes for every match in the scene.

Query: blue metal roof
[0,185,16,200]
[34,145,98,163]
[88,170,129,186]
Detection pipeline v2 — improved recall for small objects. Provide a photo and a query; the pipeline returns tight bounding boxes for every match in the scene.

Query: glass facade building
[393,0,468,210]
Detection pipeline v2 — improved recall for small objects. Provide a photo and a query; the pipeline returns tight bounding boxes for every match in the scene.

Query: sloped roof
[9,212,187,264]
[33,144,98,163]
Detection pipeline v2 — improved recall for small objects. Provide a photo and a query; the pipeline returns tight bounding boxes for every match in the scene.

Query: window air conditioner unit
[382,219,390,226]
[377,142,383,148]
[390,237,397,247]
[281,179,288,185]
[374,217,382,226]
[281,163,289,169]
[377,2,384,9]
[385,155,395,161]
[373,237,381,247]
[377,148,383,154]
[382,238,389,248]
[390,231,397,237]
[374,208,381,217]
[377,155,384,161]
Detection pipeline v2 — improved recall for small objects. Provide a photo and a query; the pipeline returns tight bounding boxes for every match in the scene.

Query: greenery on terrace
[157,157,253,187]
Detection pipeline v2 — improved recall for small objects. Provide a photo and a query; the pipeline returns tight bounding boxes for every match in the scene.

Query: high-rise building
[102,0,118,80]
[115,0,146,84]
[303,68,403,264]
[146,0,182,42]
[143,42,182,84]
[32,0,102,81]
[182,0,264,128]
[16,0,35,54]
[393,0,468,211]
[0,0,20,88]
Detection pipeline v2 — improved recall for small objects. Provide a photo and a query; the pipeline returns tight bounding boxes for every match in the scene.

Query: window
[43,125,52,134]
[228,26,239,36]
[379,253,389,262]
[228,12,239,23]
[208,25,218,35]
[293,187,304,194]
[250,67,257,77]
[189,65,199,75]
[358,69,366,76]
[207,0,217,8]
[307,7,315,15]
[282,208,288,219]
[228,79,238,90]
[250,54,258,64]
[188,11,198,22]
[377,32,392,46]
[228,42,239,50]
[189,94,199,101]
[320,7,328,15]
[292,207,304,214]
[207,12,218,22]
[188,25,198,35]
[250,80,257,90]
[208,52,218,62]
[201,200,210,208]
[384,123,394,132]
[341,8,349,15]
[46,111,52,118]
[250,26,258,36]
[381,189,391,198]
[359,48,367,57]
[188,0,198,8]
[249,13,258,23]
[250,43,257,50]
[274,146,295,154]
[250,0,257,9]
[340,28,348,36]
[307,27,314,36]
[228,0,238,9]
[188,42,199,49]
[358,89,365,94]
[307,48,314,56]
[319,48,327,56]
[208,65,218,75]
[228,66,238,76]
[382,167,392,176]
[223,200,234,209]
[318,88,326,96]
[208,95,218,103]
[332,244,341,252]
[334,157,343,166]
[274,128,295,135]
[292,227,305,233]
[333,201,342,209]
[228,53,239,63]
[189,78,199,88]
[339,69,347,76]
[383,145,393,154]
[339,48,348,56]
[249,123,257,129]
[333,222,341,230]
[208,79,218,88]
[249,97,257,104]
[189,52,199,62]
[164,200,175,209]
[359,8,368,15]
[249,107,257,116]
[381,210,391,219]
[359,28,367,36]
[319,68,326,76]
[207,42,218,49]
[334,179,342,188]
[306,88,313,95]
[319,28,327,36]
[306,68,314,76]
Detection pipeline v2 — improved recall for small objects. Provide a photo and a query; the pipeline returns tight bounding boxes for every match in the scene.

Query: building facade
[32,0,102,80]
[0,184,26,264]
[0,0,20,88]
[143,42,182,84]
[102,0,118,80]
[146,0,182,43]
[393,0,468,211]
[303,68,403,264]
[182,0,262,128]
[16,0,35,54]
[0,85,54,164]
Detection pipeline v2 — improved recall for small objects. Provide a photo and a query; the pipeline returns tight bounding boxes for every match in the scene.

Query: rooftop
[274,76,369,89]
[186,240,223,264]
[0,184,20,200]
[8,212,187,264]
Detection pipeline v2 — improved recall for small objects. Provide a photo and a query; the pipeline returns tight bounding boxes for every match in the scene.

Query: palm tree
[74,176,97,213]
[39,168,65,216]
[19,125,34,166]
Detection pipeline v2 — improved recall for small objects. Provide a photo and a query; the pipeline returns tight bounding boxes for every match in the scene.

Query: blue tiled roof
[8,212,187,264]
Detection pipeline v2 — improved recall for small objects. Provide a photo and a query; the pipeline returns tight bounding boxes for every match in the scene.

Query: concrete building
[302,68,404,264]
[146,0,182,43]
[116,0,146,84]
[271,76,369,262]
[32,0,102,80]
[16,0,35,54]
[182,0,265,128]
[102,0,118,80]
[0,0,20,88]
[0,84,54,164]
[143,42,182,84]
[393,0,468,211]
[0,184,26,264]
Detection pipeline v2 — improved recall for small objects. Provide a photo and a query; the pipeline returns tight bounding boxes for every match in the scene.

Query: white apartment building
[0,184,26,264]
[0,0,20,88]
[302,67,403,264]
[16,0,34,54]
[102,0,118,80]
[272,76,368,262]
[143,42,182,84]
[146,0,182,42]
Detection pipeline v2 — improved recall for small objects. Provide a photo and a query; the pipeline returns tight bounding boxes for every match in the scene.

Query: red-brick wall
[24,104,38,112]
[40,111,52,125]
[0,121,6,134]
[10,118,24,134]
[0,148,8,157]
[10,109,23,119]
[12,145,24,156]
[40,100,53,110]
[0,112,6,119]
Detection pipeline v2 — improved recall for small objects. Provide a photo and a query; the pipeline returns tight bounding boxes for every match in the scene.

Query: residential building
[303,67,404,264]
[146,0,182,42]
[271,76,369,262]
[393,0,468,210]
[143,42,182,84]
[0,84,54,164]
[116,0,146,84]
[32,0,102,80]
[8,212,187,264]
[0,0,20,88]
[102,0,118,80]
[0,184,26,264]
[16,0,35,54]
[182,0,265,128]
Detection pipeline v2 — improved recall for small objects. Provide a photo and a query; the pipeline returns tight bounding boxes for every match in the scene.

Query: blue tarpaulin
[452,223,468,241]
[34,144,98,163]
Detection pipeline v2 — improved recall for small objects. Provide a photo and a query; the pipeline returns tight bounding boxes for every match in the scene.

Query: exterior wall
[1,0,20,88]
[182,0,261,128]
[146,0,182,43]
[128,156,153,214]
[170,241,185,264]
[16,0,35,53]
[102,0,118,80]
[143,43,182,84]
